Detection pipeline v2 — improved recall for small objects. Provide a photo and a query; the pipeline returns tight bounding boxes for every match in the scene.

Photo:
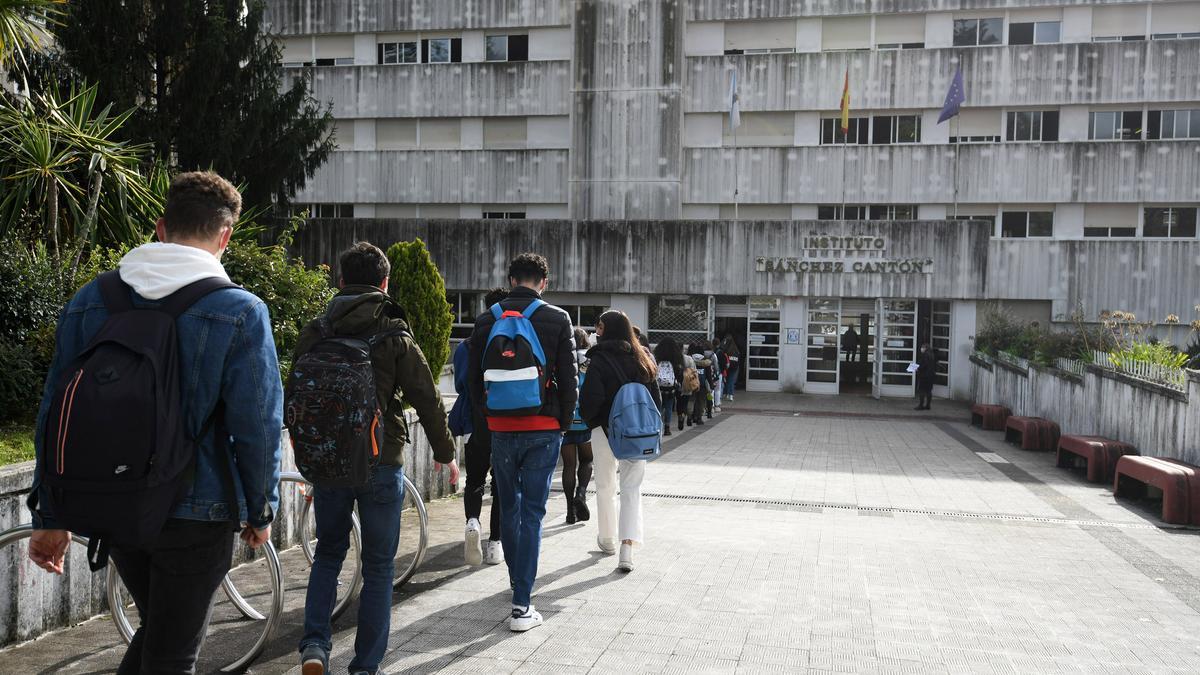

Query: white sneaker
[483,540,504,565]
[728,395,734,402]
[465,519,483,566]
[509,605,544,632]
[597,537,617,555]
[618,542,634,572]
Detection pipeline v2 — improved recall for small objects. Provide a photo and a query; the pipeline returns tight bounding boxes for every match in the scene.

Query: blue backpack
[598,354,662,460]
[569,363,588,432]
[482,299,548,416]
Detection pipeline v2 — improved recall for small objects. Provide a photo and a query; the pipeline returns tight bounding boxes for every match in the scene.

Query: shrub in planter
[385,239,453,378]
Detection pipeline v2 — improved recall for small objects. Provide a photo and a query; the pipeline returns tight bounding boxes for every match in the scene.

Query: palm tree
[0,0,63,68]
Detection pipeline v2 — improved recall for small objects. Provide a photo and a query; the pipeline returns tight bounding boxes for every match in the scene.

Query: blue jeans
[301,465,405,674]
[491,430,563,608]
[659,391,676,426]
[724,365,740,396]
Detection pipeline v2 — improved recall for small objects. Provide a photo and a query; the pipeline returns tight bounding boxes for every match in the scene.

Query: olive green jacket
[294,285,456,466]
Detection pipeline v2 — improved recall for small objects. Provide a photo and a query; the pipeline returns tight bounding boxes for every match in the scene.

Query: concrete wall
[0,414,462,647]
[686,0,1169,22]
[682,141,1200,206]
[294,218,991,299]
[571,0,684,219]
[685,41,1199,111]
[970,355,1200,465]
[264,0,571,34]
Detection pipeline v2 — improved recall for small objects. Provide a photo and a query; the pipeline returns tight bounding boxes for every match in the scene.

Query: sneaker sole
[302,661,326,675]
[510,619,544,632]
[465,529,483,566]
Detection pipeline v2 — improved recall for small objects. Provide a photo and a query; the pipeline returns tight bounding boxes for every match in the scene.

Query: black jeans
[464,431,501,540]
[110,519,235,675]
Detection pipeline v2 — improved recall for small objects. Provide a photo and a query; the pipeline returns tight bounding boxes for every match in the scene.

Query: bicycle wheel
[287,472,363,621]
[393,473,428,589]
[107,536,284,674]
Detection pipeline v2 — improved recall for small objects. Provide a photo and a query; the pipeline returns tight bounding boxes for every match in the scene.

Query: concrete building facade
[264,1,1200,399]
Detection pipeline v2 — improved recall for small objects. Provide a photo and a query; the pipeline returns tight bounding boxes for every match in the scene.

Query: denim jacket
[28,278,283,530]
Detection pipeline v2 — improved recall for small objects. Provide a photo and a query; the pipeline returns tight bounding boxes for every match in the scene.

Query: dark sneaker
[300,644,328,675]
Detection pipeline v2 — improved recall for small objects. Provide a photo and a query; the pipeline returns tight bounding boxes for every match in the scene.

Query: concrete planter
[0,407,462,648]
[971,353,1200,465]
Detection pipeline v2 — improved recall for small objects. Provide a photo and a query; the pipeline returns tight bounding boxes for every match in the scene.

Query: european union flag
[938,66,965,124]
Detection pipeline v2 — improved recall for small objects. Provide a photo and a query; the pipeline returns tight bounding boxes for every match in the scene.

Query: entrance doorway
[714,316,747,392]
[838,299,875,394]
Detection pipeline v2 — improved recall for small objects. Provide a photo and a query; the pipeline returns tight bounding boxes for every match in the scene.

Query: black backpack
[285,317,408,488]
[39,271,237,570]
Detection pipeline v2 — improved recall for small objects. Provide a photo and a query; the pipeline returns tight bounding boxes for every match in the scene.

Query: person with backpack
[291,242,458,675]
[676,351,699,431]
[702,343,720,418]
[451,287,509,566]
[467,252,576,633]
[712,338,728,413]
[690,350,712,426]
[579,310,662,572]
[651,337,683,437]
[26,172,283,674]
[722,335,741,401]
[561,327,594,524]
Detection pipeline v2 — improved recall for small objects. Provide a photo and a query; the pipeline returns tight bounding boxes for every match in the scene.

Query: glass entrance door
[805,298,840,394]
[878,299,917,397]
[746,297,782,392]
[931,300,952,398]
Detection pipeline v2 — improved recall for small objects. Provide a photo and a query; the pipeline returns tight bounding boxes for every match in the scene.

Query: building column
[570,0,683,219]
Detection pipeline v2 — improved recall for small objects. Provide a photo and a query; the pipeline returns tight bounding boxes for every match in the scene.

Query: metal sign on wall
[755,234,934,276]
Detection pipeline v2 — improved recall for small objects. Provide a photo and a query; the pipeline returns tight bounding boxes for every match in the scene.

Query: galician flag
[839,69,851,133]
[728,69,741,129]
[938,66,966,123]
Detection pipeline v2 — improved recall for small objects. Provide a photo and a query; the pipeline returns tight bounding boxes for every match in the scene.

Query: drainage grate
[638,490,1194,531]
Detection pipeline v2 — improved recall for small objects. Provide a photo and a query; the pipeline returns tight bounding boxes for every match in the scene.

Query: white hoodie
[118,242,231,300]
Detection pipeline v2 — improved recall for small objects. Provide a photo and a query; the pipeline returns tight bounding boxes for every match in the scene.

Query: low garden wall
[970,353,1200,465]
[0,406,462,647]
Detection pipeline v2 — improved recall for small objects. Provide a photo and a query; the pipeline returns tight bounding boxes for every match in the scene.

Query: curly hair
[163,171,242,240]
[507,252,550,285]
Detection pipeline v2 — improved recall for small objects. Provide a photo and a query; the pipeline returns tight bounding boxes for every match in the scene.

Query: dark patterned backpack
[285,317,408,487]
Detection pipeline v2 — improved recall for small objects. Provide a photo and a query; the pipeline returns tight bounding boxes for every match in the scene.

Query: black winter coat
[579,340,663,430]
[916,349,938,392]
[467,287,578,429]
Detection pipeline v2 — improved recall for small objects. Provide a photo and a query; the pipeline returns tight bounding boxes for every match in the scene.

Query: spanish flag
[840,69,850,133]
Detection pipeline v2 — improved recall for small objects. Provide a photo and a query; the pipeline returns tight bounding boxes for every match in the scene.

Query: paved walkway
[6,393,1200,673]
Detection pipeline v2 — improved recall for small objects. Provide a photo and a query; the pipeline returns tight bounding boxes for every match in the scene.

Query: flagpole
[733,123,739,221]
[952,116,960,218]
[840,143,847,219]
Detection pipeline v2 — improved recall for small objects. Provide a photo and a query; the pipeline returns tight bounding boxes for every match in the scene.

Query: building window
[558,305,607,332]
[1001,211,1053,238]
[1009,21,1061,45]
[1147,109,1200,140]
[483,211,526,219]
[1093,35,1145,42]
[953,18,1003,46]
[950,134,1001,144]
[868,205,918,220]
[817,205,866,220]
[448,291,483,347]
[951,214,997,226]
[872,115,921,144]
[486,35,529,62]
[1143,207,1198,238]
[422,38,462,64]
[281,61,313,68]
[876,43,924,50]
[1152,32,1200,40]
[314,57,354,67]
[1005,111,1059,142]
[1089,111,1142,141]
[820,117,869,145]
[1084,226,1137,237]
[298,204,355,218]
[378,41,418,64]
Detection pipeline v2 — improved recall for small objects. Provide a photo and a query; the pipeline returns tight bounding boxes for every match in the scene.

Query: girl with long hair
[651,337,684,436]
[579,310,661,572]
[561,327,594,524]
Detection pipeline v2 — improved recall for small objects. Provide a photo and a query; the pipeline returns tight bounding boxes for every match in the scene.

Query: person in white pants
[578,310,662,572]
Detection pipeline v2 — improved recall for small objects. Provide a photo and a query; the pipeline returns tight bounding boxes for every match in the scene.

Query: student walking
[579,311,662,571]
[452,288,509,566]
[722,335,741,401]
[689,349,712,426]
[27,172,283,675]
[652,338,684,437]
[467,253,577,632]
[915,343,938,411]
[676,351,698,430]
[561,328,595,524]
[292,242,459,675]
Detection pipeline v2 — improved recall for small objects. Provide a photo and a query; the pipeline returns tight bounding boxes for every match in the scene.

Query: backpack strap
[161,277,240,318]
[490,298,546,321]
[315,315,335,339]
[367,327,412,346]
[97,271,134,313]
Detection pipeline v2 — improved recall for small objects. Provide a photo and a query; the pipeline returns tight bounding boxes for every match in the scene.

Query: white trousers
[593,436,645,545]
